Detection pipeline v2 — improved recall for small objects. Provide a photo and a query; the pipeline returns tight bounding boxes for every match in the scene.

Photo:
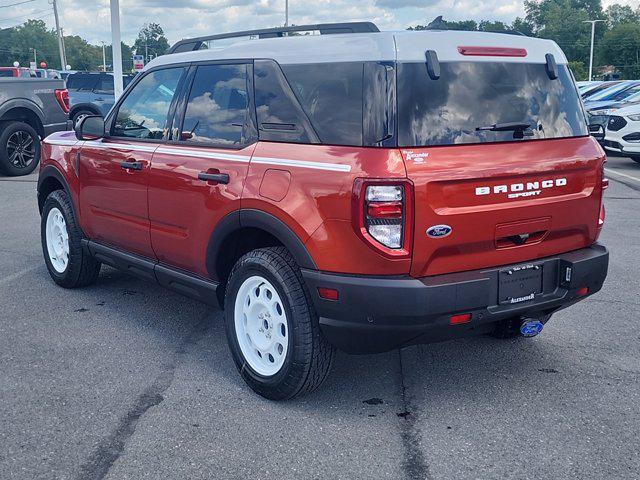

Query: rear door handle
[198,172,230,184]
[120,161,143,171]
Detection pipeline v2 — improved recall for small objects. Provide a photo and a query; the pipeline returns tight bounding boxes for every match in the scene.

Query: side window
[282,62,364,146]
[180,64,249,146]
[94,75,115,94]
[112,68,185,140]
[254,60,318,144]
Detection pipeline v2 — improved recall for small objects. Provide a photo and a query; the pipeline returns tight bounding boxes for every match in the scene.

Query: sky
[1,0,638,46]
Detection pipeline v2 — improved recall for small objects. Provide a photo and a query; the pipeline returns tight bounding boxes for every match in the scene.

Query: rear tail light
[598,160,606,230]
[352,180,413,257]
[54,88,69,114]
[601,160,609,190]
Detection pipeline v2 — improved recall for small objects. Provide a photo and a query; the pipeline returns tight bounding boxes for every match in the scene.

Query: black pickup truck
[0,78,69,176]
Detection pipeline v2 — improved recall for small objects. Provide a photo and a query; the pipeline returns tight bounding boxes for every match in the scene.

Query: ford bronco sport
[38,22,609,400]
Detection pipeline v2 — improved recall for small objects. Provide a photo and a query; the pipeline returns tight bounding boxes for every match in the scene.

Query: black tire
[630,155,640,164]
[72,110,94,127]
[224,247,334,400]
[41,189,101,288]
[0,121,40,176]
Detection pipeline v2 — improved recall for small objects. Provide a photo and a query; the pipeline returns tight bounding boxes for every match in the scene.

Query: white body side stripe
[44,140,352,173]
[45,139,79,146]
[83,141,157,153]
[155,146,250,163]
[252,155,352,172]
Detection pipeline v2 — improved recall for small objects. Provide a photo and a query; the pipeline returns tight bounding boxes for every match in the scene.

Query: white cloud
[5,0,595,48]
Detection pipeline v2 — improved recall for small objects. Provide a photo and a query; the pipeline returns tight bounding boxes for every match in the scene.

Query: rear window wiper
[475,122,531,132]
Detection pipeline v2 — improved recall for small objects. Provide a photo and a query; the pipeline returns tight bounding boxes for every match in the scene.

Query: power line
[0,7,51,22]
[0,0,38,8]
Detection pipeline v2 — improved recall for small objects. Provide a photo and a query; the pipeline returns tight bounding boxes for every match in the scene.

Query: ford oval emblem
[426,225,452,238]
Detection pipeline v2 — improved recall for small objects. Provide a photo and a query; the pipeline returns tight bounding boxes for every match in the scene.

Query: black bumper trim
[302,244,609,353]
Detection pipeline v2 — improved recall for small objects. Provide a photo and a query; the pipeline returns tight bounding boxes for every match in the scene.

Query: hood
[610,102,640,117]
[43,130,78,145]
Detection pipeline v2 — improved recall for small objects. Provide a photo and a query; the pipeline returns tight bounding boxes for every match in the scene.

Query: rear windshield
[66,74,99,91]
[398,62,587,147]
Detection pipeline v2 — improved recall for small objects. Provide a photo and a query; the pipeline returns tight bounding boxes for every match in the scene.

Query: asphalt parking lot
[1,155,639,480]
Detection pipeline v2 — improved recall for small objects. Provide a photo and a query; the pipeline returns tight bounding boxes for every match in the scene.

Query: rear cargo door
[402,138,604,277]
[396,59,605,277]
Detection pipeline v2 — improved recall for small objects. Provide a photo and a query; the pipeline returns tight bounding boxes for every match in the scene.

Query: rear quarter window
[282,62,364,146]
[398,62,588,147]
[66,74,99,91]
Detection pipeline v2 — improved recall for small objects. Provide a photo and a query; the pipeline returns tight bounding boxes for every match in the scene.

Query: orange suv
[38,23,609,399]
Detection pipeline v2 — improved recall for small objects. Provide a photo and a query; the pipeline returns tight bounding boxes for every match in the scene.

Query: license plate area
[498,263,543,305]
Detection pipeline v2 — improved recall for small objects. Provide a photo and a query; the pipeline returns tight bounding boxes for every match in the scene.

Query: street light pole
[101,41,106,72]
[110,0,124,98]
[583,20,604,82]
[285,0,288,27]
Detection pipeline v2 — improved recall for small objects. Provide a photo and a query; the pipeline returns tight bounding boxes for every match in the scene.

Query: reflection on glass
[398,62,588,147]
[181,64,248,146]
[113,68,184,140]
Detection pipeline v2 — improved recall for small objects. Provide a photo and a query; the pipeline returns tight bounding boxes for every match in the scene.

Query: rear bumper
[302,244,609,354]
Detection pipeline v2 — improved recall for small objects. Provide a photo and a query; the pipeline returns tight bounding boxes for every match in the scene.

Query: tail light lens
[352,180,413,257]
[54,88,69,113]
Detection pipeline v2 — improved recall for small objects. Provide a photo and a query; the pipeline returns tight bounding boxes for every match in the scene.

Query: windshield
[587,82,635,102]
[610,84,640,101]
[397,62,587,147]
[0,70,14,77]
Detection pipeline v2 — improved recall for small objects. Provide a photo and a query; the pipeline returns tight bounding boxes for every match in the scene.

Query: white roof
[146,30,567,70]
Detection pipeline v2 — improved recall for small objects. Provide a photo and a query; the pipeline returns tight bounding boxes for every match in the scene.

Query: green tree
[525,0,596,65]
[478,20,510,32]
[511,17,536,36]
[568,60,588,80]
[604,4,639,27]
[64,35,102,70]
[597,22,640,79]
[525,0,604,32]
[133,23,169,62]
[0,20,58,68]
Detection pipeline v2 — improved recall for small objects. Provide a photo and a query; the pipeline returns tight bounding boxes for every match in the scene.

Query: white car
[603,102,640,163]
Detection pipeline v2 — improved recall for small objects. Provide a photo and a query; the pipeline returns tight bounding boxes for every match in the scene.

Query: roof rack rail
[168,22,380,54]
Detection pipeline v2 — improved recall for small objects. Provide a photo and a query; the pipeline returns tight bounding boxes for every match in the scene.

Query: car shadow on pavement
[83,265,560,413]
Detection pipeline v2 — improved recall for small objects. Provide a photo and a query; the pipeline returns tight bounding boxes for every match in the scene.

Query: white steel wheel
[234,275,289,376]
[45,207,69,273]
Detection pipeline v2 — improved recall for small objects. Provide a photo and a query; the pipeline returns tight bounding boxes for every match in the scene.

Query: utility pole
[51,0,66,70]
[101,41,106,72]
[110,0,124,98]
[285,0,288,27]
[60,28,67,69]
[583,20,604,82]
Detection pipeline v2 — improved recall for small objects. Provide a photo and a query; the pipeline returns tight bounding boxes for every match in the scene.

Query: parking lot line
[605,168,640,184]
[0,265,41,287]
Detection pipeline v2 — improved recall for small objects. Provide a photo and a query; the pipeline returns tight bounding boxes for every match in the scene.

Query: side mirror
[588,123,604,141]
[75,115,105,141]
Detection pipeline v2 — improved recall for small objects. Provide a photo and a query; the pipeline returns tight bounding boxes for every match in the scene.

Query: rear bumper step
[302,244,608,353]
